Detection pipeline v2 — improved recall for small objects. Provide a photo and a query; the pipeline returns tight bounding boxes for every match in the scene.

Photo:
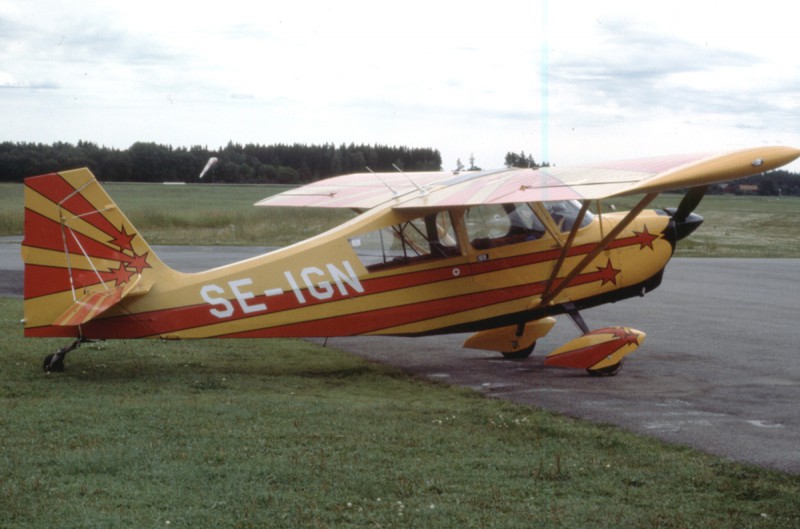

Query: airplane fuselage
[28,203,675,341]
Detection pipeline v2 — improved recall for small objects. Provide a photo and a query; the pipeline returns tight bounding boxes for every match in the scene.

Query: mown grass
[2,297,800,528]
[606,193,800,257]
[4,182,800,255]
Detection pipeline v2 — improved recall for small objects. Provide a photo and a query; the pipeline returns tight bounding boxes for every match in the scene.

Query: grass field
[2,297,800,528]
[0,182,352,247]
[607,193,800,258]
[2,181,800,256]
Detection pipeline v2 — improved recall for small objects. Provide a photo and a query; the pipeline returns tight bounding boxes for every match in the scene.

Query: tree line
[504,150,550,169]
[734,170,800,196]
[0,141,443,184]
[1,141,798,195]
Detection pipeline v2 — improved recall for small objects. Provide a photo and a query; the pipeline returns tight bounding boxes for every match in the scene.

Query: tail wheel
[42,339,82,373]
[43,353,65,372]
[501,342,536,360]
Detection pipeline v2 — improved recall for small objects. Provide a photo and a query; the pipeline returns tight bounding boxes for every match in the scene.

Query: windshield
[466,203,545,249]
[542,200,593,232]
[465,201,593,249]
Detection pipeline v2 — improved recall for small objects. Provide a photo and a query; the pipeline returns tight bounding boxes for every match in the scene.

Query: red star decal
[632,225,659,250]
[125,252,152,275]
[110,225,136,251]
[610,327,641,346]
[597,259,621,286]
[109,262,134,287]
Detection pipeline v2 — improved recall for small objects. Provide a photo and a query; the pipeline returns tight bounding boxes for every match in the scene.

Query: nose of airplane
[674,211,704,241]
[663,185,707,246]
[662,207,704,249]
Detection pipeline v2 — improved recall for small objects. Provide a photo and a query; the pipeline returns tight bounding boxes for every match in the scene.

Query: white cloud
[0,0,798,171]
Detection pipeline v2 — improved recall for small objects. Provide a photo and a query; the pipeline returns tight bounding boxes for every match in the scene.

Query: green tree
[0,141,443,183]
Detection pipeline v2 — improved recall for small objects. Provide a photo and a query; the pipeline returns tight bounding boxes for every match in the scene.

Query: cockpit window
[543,200,593,232]
[349,211,460,270]
[466,203,546,249]
[465,201,593,249]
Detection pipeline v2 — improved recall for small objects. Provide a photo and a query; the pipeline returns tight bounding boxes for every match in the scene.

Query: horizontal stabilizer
[53,275,149,327]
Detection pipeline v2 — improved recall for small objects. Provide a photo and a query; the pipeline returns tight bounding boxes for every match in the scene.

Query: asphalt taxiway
[2,237,798,473]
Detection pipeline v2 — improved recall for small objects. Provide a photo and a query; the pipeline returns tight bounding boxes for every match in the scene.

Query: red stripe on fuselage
[218,262,619,338]
[38,226,661,339]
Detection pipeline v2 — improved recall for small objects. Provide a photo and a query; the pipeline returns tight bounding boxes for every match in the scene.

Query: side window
[466,203,545,249]
[349,211,460,270]
[543,200,593,232]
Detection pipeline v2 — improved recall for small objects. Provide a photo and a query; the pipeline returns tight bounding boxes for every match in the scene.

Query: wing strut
[541,192,659,306]
[393,163,428,196]
[365,166,400,197]
[543,200,592,291]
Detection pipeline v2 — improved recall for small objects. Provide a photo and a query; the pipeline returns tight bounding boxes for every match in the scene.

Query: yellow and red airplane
[21,146,800,374]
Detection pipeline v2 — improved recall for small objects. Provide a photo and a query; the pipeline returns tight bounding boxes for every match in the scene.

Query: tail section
[22,168,166,337]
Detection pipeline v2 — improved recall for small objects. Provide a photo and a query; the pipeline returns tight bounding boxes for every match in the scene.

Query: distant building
[721,183,759,195]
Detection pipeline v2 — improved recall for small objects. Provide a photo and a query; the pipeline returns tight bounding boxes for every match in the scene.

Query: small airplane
[21,145,800,374]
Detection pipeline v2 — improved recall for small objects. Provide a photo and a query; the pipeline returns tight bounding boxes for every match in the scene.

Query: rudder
[22,168,165,336]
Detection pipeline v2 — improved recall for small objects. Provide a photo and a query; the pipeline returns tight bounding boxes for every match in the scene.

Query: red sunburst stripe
[24,208,67,251]
[24,263,114,299]
[25,173,124,244]
[23,208,132,300]
[24,209,131,263]
[26,173,102,221]
[24,264,74,298]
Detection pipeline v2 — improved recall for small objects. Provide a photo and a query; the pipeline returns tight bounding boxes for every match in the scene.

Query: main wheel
[43,353,65,373]
[586,360,623,377]
[501,342,536,360]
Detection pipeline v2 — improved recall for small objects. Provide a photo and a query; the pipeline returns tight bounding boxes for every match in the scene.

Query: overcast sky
[2,0,799,171]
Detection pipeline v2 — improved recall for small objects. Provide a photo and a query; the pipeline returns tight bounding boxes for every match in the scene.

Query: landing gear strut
[565,305,625,376]
[43,339,82,373]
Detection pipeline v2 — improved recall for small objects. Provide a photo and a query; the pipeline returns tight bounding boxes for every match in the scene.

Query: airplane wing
[254,170,449,209]
[255,146,800,209]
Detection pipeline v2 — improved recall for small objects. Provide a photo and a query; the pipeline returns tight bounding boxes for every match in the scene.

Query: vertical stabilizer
[22,168,166,336]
